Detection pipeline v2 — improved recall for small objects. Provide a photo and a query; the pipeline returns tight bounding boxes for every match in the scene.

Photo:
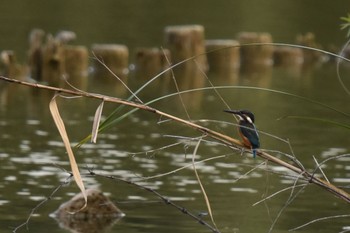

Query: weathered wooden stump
[28,29,45,81]
[134,47,171,81]
[63,45,89,89]
[164,25,207,90]
[51,189,124,233]
[296,32,323,63]
[0,50,26,78]
[237,32,274,70]
[273,46,303,66]
[273,46,304,77]
[91,44,129,82]
[206,39,240,73]
[28,29,79,86]
[41,35,65,87]
[164,25,207,69]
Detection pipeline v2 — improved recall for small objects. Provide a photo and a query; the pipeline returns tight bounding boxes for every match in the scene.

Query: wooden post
[205,40,240,82]
[237,32,274,69]
[164,25,207,70]
[41,35,65,87]
[296,32,323,64]
[28,29,45,81]
[134,47,171,81]
[91,44,129,82]
[63,45,89,89]
[273,47,304,77]
[0,50,25,79]
[274,47,303,66]
[28,29,79,87]
[164,25,207,90]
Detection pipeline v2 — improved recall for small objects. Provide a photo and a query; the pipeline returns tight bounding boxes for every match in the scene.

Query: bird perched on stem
[224,109,260,158]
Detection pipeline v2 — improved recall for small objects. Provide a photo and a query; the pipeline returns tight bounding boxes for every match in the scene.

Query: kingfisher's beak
[223,109,241,115]
[224,110,245,121]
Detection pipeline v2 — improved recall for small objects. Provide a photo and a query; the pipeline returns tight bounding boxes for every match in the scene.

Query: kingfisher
[224,109,260,158]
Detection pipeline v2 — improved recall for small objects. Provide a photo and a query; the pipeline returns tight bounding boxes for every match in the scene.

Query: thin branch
[313,156,329,183]
[195,60,232,113]
[191,136,218,229]
[253,184,307,206]
[286,138,305,171]
[268,173,308,233]
[162,47,191,120]
[92,52,143,103]
[336,37,350,96]
[290,214,350,231]
[12,174,73,233]
[87,169,221,233]
[62,74,89,95]
[134,154,228,181]
[232,161,267,183]
[128,141,184,157]
[311,153,350,178]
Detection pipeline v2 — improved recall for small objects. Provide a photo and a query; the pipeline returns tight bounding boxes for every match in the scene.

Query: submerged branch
[1,75,350,204]
[87,169,221,233]
[12,173,74,233]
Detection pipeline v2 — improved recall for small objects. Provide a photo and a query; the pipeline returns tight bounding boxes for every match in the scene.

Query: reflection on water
[1,63,349,233]
[1,57,350,233]
[51,189,124,233]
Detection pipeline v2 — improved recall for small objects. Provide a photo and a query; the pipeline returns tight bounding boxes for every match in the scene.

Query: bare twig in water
[290,214,350,231]
[191,136,218,229]
[253,184,307,206]
[87,169,221,233]
[12,174,73,233]
[267,173,308,233]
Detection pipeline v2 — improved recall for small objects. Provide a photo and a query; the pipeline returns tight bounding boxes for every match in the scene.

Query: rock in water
[51,189,125,233]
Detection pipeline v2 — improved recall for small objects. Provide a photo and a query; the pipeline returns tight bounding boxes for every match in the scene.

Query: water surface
[1,1,350,233]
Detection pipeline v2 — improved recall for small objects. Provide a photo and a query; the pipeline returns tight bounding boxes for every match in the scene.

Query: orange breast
[238,130,252,148]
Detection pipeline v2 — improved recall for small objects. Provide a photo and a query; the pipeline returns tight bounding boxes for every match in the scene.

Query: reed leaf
[49,94,87,211]
[91,100,105,143]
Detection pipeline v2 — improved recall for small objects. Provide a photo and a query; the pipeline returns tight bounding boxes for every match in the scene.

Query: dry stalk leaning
[1,75,350,204]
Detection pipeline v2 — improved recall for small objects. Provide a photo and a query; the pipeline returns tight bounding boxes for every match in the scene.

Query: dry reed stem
[49,95,87,211]
[191,137,218,229]
[1,75,350,204]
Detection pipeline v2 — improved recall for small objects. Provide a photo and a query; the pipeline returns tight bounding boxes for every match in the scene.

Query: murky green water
[1,1,350,233]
